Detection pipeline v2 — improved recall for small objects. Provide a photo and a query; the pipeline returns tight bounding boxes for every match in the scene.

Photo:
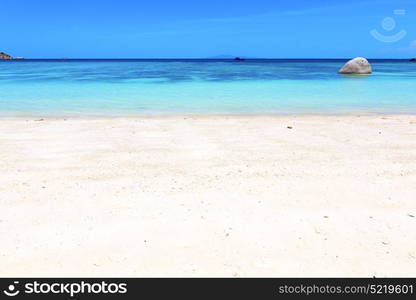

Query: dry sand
[1,114,416,277]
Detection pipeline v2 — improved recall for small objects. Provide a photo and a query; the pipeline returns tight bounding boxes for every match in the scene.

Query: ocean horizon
[1,58,415,116]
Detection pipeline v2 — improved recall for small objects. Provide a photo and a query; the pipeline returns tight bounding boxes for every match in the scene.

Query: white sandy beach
[1,114,416,277]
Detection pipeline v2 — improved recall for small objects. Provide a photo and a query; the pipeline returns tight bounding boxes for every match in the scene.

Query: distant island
[208,55,248,60]
[0,52,24,60]
[207,55,236,59]
[0,52,13,59]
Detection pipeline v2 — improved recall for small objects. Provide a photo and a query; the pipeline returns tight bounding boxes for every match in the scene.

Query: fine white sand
[1,114,416,277]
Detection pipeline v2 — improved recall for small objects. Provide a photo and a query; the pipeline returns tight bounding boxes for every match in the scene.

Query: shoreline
[1,114,416,277]
[1,111,416,120]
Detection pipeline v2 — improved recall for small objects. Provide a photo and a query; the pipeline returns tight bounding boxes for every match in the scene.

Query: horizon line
[2,57,413,60]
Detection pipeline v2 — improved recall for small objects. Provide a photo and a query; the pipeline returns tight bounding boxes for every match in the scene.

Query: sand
[1,114,416,277]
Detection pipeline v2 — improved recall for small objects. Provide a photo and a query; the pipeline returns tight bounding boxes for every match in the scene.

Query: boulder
[338,57,372,74]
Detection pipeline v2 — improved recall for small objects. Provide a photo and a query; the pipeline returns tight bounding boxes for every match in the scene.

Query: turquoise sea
[0,59,415,115]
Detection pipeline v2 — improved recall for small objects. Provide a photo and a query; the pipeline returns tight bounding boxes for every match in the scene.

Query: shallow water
[0,59,415,115]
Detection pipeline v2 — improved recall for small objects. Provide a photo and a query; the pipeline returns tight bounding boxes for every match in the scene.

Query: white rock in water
[338,57,372,74]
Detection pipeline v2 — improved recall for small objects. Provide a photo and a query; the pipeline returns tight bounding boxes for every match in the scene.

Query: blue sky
[1,0,415,58]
